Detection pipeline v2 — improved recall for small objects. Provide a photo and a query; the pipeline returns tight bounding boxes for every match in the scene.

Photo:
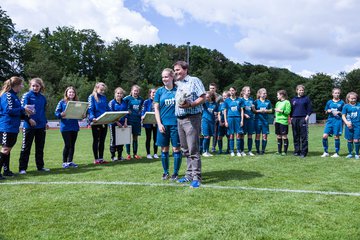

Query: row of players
[0,75,359,180]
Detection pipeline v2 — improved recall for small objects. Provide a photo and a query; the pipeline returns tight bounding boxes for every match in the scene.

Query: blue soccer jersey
[218,102,227,123]
[202,101,218,122]
[254,99,272,124]
[54,100,80,132]
[154,87,177,126]
[123,95,144,124]
[225,97,243,118]
[242,97,255,119]
[342,103,360,124]
[325,99,345,120]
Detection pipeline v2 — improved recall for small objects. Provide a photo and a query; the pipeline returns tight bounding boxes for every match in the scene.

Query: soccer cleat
[119,156,125,161]
[68,162,78,168]
[19,170,26,175]
[281,152,287,156]
[62,162,70,169]
[241,152,246,157]
[355,155,360,160]
[134,155,142,160]
[0,174,5,180]
[99,159,109,164]
[3,171,14,177]
[38,168,50,172]
[146,154,153,159]
[321,152,329,157]
[162,173,169,180]
[111,157,118,161]
[170,174,178,181]
[126,155,132,160]
[202,152,212,157]
[274,152,281,155]
[236,152,241,157]
[177,176,191,183]
[248,151,255,156]
[331,153,339,158]
[190,180,201,188]
[153,154,159,159]
[230,152,235,157]
[346,154,353,159]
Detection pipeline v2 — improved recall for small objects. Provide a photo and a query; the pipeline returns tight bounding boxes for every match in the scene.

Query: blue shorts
[255,123,270,135]
[128,121,141,136]
[344,126,360,140]
[227,117,243,135]
[218,124,227,137]
[324,118,343,136]
[243,118,255,135]
[156,125,180,147]
[202,119,215,137]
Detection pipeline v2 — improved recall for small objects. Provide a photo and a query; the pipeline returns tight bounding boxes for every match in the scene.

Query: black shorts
[275,123,288,135]
[0,132,18,148]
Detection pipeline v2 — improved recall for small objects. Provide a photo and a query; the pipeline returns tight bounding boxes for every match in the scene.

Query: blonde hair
[130,85,141,97]
[29,78,45,93]
[63,86,79,102]
[114,87,125,99]
[91,82,107,102]
[0,76,23,96]
[256,88,267,99]
[296,84,305,91]
[346,92,358,103]
[162,68,174,77]
[241,86,251,98]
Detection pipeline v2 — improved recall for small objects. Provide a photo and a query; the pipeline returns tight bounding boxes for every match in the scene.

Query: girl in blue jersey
[224,87,244,157]
[154,68,181,180]
[88,82,110,164]
[253,88,273,155]
[202,91,219,157]
[321,88,345,158]
[217,91,230,154]
[240,86,255,156]
[0,77,33,179]
[55,87,82,168]
[342,92,360,159]
[108,87,128,161]
[142,88,158,159]
[19,78,50,174]
[124,85,144,160]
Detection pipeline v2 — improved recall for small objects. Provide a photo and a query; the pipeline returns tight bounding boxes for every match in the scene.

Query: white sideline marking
[1,181,360,197]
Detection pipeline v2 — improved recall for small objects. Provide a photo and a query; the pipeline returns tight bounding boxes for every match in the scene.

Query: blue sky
[2,0,360,77]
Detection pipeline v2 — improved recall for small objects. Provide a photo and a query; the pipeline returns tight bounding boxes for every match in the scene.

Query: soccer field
[1,125,360,239]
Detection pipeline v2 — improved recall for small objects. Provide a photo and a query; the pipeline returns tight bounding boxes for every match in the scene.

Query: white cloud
[142,0,360,60]
[344,58,360,72]
[297,69,315,78]
[1,0,160,44]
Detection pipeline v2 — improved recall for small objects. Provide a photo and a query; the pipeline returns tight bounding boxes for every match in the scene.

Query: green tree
[0,7,16,81]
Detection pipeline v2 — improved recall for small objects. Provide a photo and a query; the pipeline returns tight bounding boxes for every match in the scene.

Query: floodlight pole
[186,41,190,66]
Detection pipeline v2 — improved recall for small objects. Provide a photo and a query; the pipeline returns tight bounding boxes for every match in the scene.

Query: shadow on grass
[203,169,263,184]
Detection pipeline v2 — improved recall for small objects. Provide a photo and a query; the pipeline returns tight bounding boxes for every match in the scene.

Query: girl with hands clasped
[321,88,345,158]
[108,87,128,161]
[88,82,110,164]
[342,92,360,159]
[55,87,83,168]
[19,78,50,174]
[0,77,34,179]
[253,88,272,155]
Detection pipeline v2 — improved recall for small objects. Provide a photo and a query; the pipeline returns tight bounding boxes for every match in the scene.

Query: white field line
[1,180,360,197]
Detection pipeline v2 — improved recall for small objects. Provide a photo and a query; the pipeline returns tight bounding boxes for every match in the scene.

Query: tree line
[1,7,360,120]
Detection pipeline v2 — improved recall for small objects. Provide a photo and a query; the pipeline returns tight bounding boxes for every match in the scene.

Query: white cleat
[321,152,329,157]
[236,152,242,157]
[230,152,235,157]
[248,151,255,156]
[331,153,339,158]
[146,154,153,159]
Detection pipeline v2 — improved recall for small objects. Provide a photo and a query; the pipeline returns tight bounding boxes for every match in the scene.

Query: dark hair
[173,61,189,70]
[207,91,216,102]
[277,90,288,100]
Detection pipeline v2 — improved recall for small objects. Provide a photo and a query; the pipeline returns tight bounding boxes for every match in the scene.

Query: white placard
[115,126,132,145]
[63,101,89,119]
[92,111,128,125]
[142,112,156,124]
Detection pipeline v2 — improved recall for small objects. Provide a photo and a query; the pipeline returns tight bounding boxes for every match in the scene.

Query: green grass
[1,125,360,240]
